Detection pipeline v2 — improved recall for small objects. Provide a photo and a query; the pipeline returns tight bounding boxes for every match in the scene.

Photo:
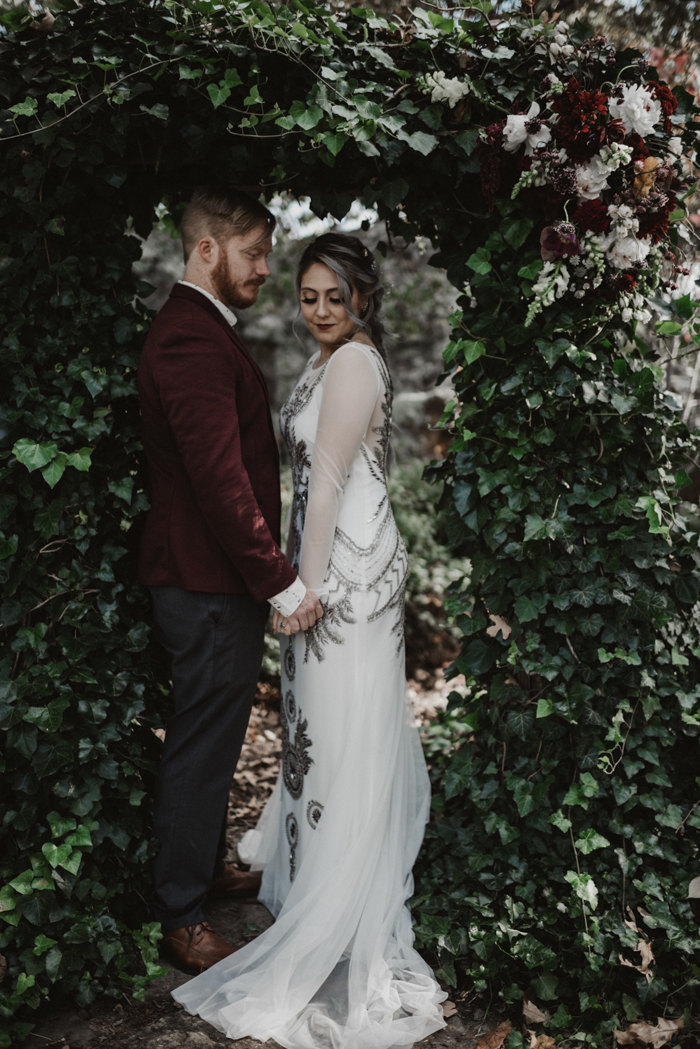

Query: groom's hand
[275,590,323,635]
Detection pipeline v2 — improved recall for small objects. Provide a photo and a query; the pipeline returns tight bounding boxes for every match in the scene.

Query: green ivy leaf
[455,129,478,155]
[42,454,68,489]
[9,96,39,117]
[0,534,18,560]
[467,247,492,275]
[66,447,92,472]
[47,812,77,839]
[24,698,71,733]
[207,83,231,108]
[222,67,242,88]
[33,933,58,955]
[322,131,348,156]
[47,89,76,107]
[140,103,169,121]
[575,828,611,854]
[41,843,73,869]
[463,340,486,365]
[515,593,547,622]
[65,824,93,848]
[8,870,33,895]
[12,438,58,472]
[549,810,572,834]
[656,320,684,336]
[16,973,35,994]
[564,870,599,910]
[378,178,408,210]
[531,972,559,1000]
[501,216,533,249]
[519,260,543,281]
[291,101,323,130]
[397,129,438,155]
[610,391,638,415]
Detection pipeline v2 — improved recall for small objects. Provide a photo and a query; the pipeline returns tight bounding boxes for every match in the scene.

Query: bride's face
[299,262,364,351]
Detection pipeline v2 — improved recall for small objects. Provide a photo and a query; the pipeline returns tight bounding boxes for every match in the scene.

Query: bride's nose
[316,297,331,318]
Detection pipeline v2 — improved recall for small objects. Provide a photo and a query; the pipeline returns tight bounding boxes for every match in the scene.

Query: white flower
[599,141,633,171]
[503,102,552,155]
[607,234,651,269]
[526,261,571,324]
[422,71,471,109]
[621,307,634,322]
[609,83,661,137]
[550,42,575,59]
[607,203,639,236]
[668,135,684,156]
[575,156,610,199]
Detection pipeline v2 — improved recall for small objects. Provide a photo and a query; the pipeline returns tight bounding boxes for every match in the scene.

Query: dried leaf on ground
[442,1000,457,1019]
[619,936,655,982]
[523,999,549,1023]
[487,614,512,640]
[0,953,6,984]
[477,1021,513,1049]
[615,1017,684,1049]
[529,1035,557,1049]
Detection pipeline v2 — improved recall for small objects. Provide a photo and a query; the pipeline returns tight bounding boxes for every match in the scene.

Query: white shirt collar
[178,280,237,328]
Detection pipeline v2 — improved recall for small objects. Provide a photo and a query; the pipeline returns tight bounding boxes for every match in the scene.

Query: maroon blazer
[137,283,297,601]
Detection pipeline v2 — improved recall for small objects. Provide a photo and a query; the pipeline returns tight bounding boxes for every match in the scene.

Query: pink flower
[540,222,581,262]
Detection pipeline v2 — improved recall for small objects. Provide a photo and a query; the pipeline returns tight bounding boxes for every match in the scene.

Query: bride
[174,233,447,1048]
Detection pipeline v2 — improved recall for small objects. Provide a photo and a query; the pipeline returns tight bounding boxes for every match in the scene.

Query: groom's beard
[211,251,265,310]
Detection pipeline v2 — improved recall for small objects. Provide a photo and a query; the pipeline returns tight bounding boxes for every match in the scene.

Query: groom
[137,186,323,974]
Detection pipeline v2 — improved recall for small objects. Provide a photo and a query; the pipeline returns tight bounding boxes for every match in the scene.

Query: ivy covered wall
[1,0,699,1043]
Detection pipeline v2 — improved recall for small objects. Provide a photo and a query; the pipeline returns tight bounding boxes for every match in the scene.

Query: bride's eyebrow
[300,286,339,293]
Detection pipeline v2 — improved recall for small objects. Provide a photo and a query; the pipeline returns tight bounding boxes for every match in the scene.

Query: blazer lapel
[169,283,272,411]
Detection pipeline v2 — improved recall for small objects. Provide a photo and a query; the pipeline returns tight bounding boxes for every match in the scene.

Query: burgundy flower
[540,222,581,261]
[573,199,611,234]
[551,78,624,163]
[616,273,637,293]
[627,132,650,166]
[638,195,675,243]
[547,163,578,197]
[651,81,678,133]
[477,121,505,212]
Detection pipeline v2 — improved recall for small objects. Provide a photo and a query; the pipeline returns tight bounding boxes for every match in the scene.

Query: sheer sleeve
[299,344,381,597]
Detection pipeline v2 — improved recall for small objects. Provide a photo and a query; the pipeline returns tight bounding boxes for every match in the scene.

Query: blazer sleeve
[153,318,297,602]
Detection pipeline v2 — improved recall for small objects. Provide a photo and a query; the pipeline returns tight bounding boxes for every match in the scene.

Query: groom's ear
[195,234,219,268]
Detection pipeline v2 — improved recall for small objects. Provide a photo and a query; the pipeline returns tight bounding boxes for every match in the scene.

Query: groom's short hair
[180,185,276,263]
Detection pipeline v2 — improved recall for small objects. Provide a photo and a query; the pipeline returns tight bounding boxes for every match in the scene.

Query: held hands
[272,589,323,636]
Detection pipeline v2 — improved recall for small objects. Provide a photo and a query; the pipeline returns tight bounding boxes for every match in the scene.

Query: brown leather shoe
[160,921,235,975]
[207,863,262,902]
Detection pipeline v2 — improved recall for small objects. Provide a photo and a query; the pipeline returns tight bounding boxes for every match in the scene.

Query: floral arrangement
[467,21,690,328]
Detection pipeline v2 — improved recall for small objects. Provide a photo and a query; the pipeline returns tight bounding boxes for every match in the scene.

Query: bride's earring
[361,301,369,317]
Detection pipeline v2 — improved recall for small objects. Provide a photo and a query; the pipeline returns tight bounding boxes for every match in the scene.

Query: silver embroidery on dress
[284,643,296,683]
[280,347,406,662]
[306,800,324,829]
[285,812,299,881]
[281,703,314,800]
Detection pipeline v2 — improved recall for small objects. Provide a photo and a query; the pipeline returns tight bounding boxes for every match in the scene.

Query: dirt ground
[20,674,493,1049]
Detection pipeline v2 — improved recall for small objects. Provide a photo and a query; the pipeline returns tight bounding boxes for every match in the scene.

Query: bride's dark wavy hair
[295,233,390,362]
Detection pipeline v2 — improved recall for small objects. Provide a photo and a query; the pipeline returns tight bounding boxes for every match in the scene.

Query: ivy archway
[1,0,700,1042]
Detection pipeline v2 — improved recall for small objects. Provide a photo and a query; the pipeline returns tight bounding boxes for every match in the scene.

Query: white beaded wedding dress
[174,341,446,1049]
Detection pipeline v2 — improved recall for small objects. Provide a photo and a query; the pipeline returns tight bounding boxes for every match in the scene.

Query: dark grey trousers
[149,586,268,931]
